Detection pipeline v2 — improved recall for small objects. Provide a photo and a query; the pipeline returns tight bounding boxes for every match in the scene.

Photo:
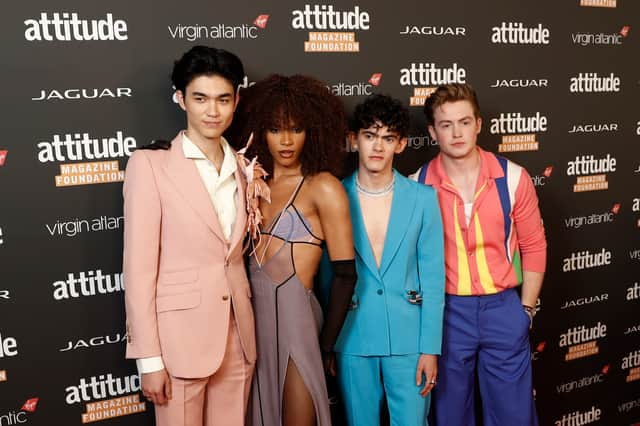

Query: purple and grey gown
[248,180,332,426]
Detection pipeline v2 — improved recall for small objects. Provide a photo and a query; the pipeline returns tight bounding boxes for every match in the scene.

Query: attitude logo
[554,406,602,425]
[628,282,640,301]
[400,62,467,106]
[490,112,547,152]
[65,372,145,423]
[566,153,616,192]
[570,72,621,92]
[291,4,370,52]
[327,73,381,97]
[52,269,124,301]
[559,321,607,361]
[580,0,616,7]
[556,365,608,393]
[0,150,7,166]
[400,25,466,36]
[24,13,127,41]
[0,332,18,383]
[562,248,612,272]
[491,22,550,44]
[36,131,135,187]
[571,26,629,46]
[622,350,640,382]
[168,13,268,41]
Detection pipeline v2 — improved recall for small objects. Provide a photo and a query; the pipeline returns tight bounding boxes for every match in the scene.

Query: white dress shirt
[136,132,239,375]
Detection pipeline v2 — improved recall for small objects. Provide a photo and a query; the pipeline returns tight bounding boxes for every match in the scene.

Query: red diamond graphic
[21,398,39,412]
[253,15,269,29]
[368,73,382,86]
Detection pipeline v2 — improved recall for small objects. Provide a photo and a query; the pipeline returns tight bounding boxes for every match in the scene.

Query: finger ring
[429,380,436,385]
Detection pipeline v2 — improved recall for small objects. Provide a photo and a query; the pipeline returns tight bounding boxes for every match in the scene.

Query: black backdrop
[1,0,639,424]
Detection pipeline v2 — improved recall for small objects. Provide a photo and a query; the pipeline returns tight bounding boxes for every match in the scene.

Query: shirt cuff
[136,356,164,375]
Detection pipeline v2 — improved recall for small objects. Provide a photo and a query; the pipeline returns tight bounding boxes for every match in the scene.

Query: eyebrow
[437,116,474,124]
[190,91,233,99]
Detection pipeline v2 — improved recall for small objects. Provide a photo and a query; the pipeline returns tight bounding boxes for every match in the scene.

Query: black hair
[350,94,410,138]
[171,45,245,93]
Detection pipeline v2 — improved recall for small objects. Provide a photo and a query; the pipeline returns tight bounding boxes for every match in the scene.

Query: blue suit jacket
[320,170,445,356]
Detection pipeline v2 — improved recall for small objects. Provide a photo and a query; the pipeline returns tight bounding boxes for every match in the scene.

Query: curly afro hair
[350,94,410,138]
[228,74,347,177]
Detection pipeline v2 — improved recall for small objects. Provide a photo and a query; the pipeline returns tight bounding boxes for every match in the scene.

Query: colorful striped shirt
[412,148,546,295]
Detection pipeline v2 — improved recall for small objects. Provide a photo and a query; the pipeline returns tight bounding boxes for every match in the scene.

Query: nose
[372,136,383,151]
[206,101,219,117]
[280,130,293,146]
[452,123,462,137]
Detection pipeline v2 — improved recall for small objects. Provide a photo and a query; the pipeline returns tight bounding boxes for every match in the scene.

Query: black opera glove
[319,259,357,353]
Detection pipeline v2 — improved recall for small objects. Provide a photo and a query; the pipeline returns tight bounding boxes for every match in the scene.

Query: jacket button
[222,295,229,301]
[377,289,383,295]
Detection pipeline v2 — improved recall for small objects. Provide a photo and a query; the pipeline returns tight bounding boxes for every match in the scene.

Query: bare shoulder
[307,172,346,196]
[307,172,348,209]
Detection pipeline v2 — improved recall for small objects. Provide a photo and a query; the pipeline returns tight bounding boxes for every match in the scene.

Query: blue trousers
[432,288,538,426]
[336,353,429,426]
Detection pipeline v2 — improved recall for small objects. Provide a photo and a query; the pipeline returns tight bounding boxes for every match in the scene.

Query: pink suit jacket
[123,133,256,379]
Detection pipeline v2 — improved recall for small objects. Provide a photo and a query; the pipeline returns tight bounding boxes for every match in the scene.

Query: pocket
[159,268,199,285]
[156,290,201,312]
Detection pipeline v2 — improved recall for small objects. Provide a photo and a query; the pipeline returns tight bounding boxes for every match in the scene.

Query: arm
[415,187,445,396]
[417,187,445,355]
[123,151,171,404]
[512,168,547,308]
[313,174,356,358]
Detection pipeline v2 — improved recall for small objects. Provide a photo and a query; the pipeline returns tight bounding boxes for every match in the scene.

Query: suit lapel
[227,162,248,257]
[379,171,417,277]
[344,173,380,280]
[163,134,227,244]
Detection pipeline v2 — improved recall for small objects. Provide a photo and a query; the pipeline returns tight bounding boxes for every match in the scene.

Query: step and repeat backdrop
[1,0,639,424]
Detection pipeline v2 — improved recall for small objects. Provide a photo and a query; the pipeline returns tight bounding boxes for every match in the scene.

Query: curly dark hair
[350,94,410,138]
[229,74,347,177]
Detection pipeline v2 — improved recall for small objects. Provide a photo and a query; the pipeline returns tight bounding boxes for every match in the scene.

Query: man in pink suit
[123,46,255,426]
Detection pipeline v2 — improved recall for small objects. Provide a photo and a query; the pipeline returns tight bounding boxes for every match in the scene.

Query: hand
[415,354,438,397]
[141,369,172,405]
[322,351,337,377]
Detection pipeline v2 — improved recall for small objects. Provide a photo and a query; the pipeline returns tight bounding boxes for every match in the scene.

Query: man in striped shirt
[412,83,546,426]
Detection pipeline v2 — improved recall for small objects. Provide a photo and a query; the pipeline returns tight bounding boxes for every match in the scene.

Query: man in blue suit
[333,94,445,426]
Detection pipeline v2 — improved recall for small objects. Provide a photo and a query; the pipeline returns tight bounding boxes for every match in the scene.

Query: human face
[428,100,481,161]
[351,122,406,174]
[265,119,306,170]
[176,74,238,143]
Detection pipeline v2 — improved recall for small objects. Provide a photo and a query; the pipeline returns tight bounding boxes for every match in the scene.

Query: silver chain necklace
[356,174,395,197]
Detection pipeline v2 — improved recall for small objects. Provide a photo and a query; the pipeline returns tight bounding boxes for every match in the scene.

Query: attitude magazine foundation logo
[559,322,607,361]
[566,153,616,192]
[490,111,547,152]
[400,62,467,106]
[622,349,640,382]
[580,0,616,8]
[36,131,136,187]
[291,4,370,52]
[65,372,145,423]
